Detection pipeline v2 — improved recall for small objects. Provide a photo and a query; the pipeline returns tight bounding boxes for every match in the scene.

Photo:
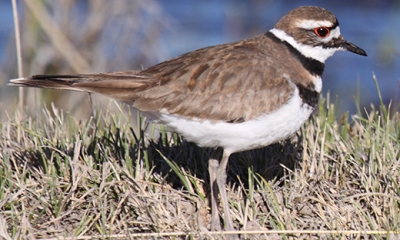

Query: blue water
[1,0,399,114]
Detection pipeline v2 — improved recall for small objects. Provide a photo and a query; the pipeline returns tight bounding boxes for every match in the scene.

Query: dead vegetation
[0,95,399,239]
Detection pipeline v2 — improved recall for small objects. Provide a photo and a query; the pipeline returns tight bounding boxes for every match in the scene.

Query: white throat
[269,28,344,62]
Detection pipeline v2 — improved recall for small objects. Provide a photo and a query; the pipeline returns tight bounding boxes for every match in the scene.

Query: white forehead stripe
[295,19,342,43]
[295,19,335,29]
[269,28,345,62]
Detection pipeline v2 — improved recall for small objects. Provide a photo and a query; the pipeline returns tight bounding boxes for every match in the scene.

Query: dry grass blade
[11,0,24,112]
[22,0,90,73]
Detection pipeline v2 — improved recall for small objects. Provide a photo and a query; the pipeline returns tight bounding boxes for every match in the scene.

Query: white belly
[145,89,314,154]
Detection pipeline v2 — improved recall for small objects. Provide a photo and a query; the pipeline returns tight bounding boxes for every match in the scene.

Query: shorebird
[10,6,366,236]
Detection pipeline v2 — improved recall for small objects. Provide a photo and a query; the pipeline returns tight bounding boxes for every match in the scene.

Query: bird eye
[314,27,330,38]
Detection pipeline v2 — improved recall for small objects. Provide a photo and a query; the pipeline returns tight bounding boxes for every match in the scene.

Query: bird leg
[208,147,223,231]
[209,147,237,240]
[216,150,235,233]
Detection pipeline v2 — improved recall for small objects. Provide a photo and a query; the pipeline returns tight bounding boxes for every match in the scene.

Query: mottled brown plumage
[10,33,317,122]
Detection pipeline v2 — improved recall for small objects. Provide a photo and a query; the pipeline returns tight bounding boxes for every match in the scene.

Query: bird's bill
[341,40,367,56]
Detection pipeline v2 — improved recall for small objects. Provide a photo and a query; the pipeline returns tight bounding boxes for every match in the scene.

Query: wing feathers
[9,34,297,122]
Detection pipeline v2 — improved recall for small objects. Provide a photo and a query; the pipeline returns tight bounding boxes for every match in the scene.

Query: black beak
[341,40,367,56]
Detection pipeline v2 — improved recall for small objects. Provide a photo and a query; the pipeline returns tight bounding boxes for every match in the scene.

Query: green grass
[0,85,399,239]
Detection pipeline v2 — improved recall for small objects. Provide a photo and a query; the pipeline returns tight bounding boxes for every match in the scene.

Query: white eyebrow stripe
[294,19,342,43]
[295,19,335,29]
[269,28,344,62]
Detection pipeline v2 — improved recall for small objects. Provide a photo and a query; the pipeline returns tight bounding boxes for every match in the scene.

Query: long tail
[10,75,91,91]
[9,72,155,102]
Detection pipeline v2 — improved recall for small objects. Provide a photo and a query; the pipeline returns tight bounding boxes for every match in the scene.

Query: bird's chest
[153,88,315,153]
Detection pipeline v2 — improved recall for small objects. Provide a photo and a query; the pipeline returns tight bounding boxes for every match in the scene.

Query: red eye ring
[314,27,330,38]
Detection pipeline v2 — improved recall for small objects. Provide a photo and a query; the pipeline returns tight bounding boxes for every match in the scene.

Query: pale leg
[208,147,223,231]
[216,150,237,239]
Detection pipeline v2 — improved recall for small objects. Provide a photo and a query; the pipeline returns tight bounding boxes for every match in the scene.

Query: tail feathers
[9,73,156,102]
[9,75,86,91]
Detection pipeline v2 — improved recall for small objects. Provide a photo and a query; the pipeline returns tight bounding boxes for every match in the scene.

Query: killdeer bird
[10,6,366,236]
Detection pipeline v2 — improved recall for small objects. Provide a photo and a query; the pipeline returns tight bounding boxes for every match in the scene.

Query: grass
[0,81,399,239]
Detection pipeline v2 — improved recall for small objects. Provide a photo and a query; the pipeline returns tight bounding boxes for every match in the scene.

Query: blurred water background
[0,0,399,120]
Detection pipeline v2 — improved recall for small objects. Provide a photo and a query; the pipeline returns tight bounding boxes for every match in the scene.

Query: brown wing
[9,35,295,122]
[132,35,295,121]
